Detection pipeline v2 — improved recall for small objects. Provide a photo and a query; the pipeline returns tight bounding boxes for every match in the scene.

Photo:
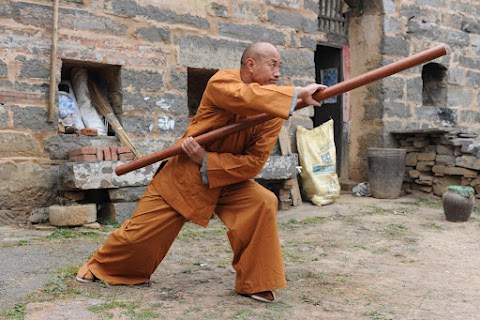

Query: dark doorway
[313,45,343,175]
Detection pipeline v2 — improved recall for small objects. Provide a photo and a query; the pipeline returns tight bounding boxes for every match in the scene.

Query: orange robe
[88,69,296,294]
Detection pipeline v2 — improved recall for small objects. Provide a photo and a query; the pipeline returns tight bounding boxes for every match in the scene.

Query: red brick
[96,147,103,161]
[103,147,112,161]
[69,147,97,158]
[117,146,131,154]
[119,153,134,161]
[76,155,97,162]
[110,147,118,161]
[80,128,98,136]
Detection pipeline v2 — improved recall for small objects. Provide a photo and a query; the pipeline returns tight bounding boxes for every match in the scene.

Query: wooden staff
[115,44,447,176]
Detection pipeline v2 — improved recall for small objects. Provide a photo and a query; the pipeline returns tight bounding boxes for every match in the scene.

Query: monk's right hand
[297,83,326,107]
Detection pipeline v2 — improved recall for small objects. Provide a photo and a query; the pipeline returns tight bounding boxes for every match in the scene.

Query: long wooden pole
[48,0,59,123]
[115,44,447,176]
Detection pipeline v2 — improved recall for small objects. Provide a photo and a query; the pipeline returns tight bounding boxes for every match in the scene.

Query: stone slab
[58,161,159,191]
[255,154,298,180]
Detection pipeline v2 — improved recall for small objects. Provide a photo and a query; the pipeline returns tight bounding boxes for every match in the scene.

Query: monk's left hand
[181,136,205,165]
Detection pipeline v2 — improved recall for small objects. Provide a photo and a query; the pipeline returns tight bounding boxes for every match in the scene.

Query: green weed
[414,197,442,210]
[88,300,158,319]
[232,308,256,319]
[421,221,444,230]
[47,228,100,240]
[0,303,26,320]
[362,310,394,320]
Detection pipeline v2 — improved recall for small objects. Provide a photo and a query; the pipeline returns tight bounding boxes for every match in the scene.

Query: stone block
[28,207,49,224]
[416,161,434,171]
[98,202,137,224]
[415,179,433,186]
[12,106,56,131]
[121,69,164,91]
[108,186,147,202]
[267,10,317,32]
[58,161,159,191]
[432,165,446,176]
[444,166,478,178]
[177,36,244,70]
[417,151,436,161]
[436,155,456,166]
[470,176,480,187]
[0,162,57,210]
[135,26,170,43]
[408,169,420,178]
[0,210,29,225]
[0,132,42,157]
[405,153,418,166]
[255,154,298,180]
[143,6,210,30]
[219,23,285,45]
[433,176,462,196]
[49,204,97,226]
[456,155,480,170]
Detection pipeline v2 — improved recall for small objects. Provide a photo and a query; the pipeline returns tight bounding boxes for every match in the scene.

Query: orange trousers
[87,179,286,294]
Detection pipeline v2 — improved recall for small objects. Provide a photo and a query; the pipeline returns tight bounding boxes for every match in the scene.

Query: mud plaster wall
[0,0,324,221]
[346,11,383,182]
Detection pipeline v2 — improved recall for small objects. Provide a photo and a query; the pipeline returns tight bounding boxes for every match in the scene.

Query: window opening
[422,62,447,107]
[59,60,122,136]
[319,0,349,35]
[187,68,217,117]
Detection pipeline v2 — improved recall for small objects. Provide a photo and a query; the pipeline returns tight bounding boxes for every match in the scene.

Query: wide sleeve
[205,117,285,189]
[203,70,296,120]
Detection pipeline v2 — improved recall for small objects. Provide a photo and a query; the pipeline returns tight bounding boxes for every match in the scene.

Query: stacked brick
[69,146,134,162]
[394,130,480,199]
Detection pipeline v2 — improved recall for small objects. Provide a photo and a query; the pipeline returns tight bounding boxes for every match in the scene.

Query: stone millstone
[48,204,97,226]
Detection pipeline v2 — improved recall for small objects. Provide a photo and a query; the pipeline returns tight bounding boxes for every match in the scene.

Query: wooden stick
[48,0,59,123]
[115,44,447,176]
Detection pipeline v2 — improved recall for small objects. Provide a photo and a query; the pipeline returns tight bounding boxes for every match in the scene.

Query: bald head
[240,42,282,85]
[240,42,278,67]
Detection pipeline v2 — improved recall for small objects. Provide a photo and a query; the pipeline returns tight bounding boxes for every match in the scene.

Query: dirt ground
[1,192,480,320]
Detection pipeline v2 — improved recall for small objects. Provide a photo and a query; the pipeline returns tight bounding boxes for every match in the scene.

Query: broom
[88,81,142,159]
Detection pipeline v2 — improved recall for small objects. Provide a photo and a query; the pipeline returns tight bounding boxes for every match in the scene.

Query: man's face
[250,49,282,85]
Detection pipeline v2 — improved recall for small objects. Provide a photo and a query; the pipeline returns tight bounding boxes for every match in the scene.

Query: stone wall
[347,0,480,182]
[394,129,480,198]
[0,0,322,223]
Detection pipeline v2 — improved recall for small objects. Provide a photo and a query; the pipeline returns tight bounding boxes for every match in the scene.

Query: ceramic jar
[442,186,475,222]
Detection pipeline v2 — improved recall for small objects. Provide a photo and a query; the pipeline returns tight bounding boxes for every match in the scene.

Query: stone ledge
[59,154,298,191]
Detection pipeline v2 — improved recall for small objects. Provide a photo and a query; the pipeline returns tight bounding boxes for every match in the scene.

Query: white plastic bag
[58,81,85,130]
[296,119,340,206]
[71,67,107,135]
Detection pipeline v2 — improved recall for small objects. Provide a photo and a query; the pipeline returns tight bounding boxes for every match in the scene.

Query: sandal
[239,290,275,303]
[75,263,97,283]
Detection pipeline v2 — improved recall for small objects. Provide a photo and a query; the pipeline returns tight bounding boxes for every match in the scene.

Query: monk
[76,41,325,303]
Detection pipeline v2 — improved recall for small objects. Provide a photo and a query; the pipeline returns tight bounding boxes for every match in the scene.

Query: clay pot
[442,187,475,222]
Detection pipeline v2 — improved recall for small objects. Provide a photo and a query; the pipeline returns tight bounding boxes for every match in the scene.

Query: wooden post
[278,127,303,206]
[48,0,59,123]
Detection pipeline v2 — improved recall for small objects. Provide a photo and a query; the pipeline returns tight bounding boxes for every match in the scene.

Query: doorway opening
[313,45,344,176]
